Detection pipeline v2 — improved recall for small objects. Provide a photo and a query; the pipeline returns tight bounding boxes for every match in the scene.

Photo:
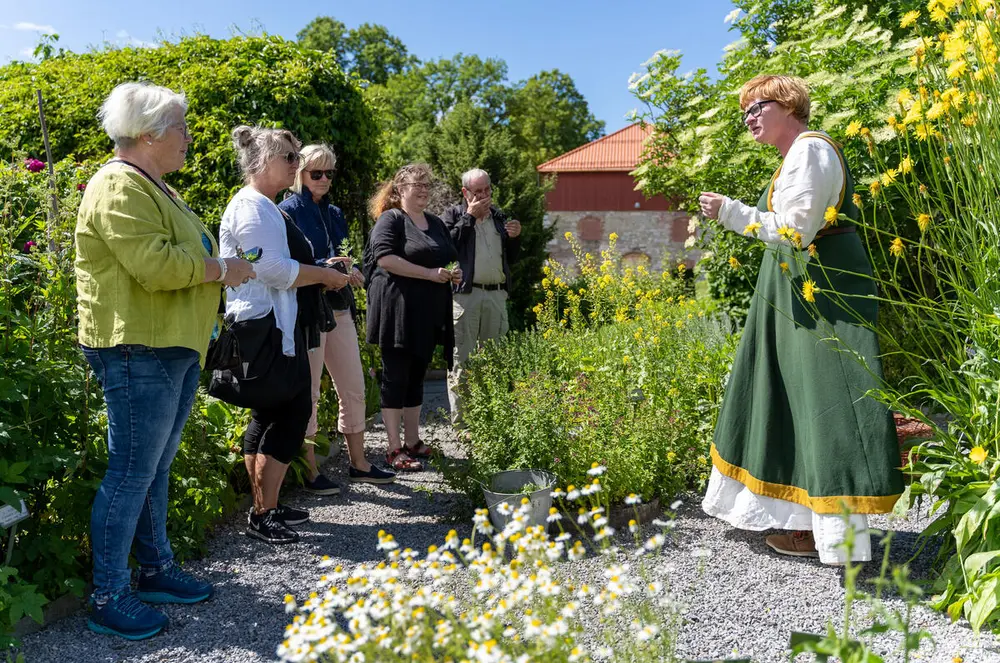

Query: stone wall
[543,209,696,274]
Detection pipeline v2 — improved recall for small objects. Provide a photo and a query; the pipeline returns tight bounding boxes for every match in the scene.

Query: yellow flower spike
[901,9,920,27]
[971,446,988,464]
[779,262,789,273]
[845,120,863,137]
[889,237,905,257]
[802,280,818,303]
[917,213,932,232]
[808,244,818,259]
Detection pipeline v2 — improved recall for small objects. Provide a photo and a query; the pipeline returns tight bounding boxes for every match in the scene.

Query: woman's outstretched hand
[699,192,725,220]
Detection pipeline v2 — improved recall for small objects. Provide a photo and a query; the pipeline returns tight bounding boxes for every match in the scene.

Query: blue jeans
[82,345,201,600]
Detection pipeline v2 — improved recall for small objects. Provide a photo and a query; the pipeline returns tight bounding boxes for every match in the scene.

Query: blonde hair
[231,125,302,183]
[293,144,337,194]
[99,82,187,148]
[368,163,433,220]
[739,75,811,123]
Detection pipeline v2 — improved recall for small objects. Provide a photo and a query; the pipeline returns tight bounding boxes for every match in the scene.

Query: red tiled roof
[536,123,653,173]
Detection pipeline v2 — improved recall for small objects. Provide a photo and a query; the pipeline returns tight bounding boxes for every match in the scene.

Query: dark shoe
[273,503,310,526]
[303,473,342,496]
[137,562,213,604]
[87,590,168,640]
[246,509,299,544]
[349,464,397,485]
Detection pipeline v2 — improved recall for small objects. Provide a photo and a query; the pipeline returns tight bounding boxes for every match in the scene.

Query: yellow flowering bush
[279,475,680,663]
[450,233,736,505]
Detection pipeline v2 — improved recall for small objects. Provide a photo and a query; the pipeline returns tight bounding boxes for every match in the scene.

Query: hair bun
[231,125,255,149]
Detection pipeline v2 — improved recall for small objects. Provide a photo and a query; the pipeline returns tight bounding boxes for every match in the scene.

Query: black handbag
[207,313,307,409]
[205,305,241,372]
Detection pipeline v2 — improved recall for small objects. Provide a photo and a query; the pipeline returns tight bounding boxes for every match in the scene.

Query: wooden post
[36,90,59,253]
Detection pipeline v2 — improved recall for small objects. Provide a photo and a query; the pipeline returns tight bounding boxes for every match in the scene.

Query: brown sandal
[386,448,423,472]
[403,440,434,459]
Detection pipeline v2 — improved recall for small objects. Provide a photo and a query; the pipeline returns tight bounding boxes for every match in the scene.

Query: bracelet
[215,257,228,282]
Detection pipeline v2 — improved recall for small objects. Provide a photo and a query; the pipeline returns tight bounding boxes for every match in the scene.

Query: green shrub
[448,235,737,505]
[0,34,382,230]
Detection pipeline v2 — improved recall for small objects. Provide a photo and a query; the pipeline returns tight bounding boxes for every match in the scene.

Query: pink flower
[77,183,86,191]
[24,158,45,173]
[23,241,36,253]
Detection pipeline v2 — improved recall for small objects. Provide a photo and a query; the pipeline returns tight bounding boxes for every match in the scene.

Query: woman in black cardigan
[363,164,460,471]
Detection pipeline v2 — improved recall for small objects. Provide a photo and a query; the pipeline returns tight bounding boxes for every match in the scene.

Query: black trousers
[243,380,311,464]
[380,347,430,409]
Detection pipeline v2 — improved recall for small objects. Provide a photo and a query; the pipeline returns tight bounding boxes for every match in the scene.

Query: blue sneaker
[136,563,213,604]
[88,590,168,640]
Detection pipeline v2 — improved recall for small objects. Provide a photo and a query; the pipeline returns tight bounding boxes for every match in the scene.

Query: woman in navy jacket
[279,144,395,491]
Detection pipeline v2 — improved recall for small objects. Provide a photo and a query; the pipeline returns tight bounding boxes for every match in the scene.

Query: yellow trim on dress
[710,444,901,514]
[765,131,848,214]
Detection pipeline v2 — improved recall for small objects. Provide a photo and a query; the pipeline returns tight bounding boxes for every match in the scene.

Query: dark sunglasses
[743,99,778,122]
[308,169,335,181]
[283,151,301,165]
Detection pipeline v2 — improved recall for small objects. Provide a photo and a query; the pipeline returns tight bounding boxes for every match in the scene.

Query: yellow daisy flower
[728,255,741,270]
[970,446,987,464]
[801,280,818,303]
[808,243,818,258]
[780,262,789,273]
[743,221,762,235]
[824,207,839,225]
[900,10,920,27]
[852,193,863,208]
[899,156,914,173]
[890,237,905,257]
[870,180,882,195]
[917,213,931,232]
[844,120,863,137]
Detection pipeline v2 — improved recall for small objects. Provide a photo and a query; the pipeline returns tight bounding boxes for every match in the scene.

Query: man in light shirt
[442,169,521,425]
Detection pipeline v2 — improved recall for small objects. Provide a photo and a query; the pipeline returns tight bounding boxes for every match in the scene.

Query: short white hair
[461,168,491,189]
[98,82,187,148]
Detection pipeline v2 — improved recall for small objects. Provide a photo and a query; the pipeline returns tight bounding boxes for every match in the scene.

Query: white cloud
[116,29,158,49]
[14,22,56,34]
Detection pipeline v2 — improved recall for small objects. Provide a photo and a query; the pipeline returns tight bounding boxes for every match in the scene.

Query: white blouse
[219,186,301,356]
[718,132,846,249]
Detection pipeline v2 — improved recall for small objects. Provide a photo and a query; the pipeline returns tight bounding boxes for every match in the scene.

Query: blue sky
[0,0,739,134]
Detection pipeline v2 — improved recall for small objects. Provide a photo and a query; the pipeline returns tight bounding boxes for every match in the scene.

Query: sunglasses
[308,169,335,181]
[283,151,301,165]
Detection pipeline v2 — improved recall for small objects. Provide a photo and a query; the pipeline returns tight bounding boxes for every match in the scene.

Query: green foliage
[507,70,606,166]
[449,238,737,506]
[297,18,417,86]
[0,34,382,231]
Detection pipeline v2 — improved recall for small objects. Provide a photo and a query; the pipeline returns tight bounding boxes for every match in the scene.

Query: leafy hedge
[0,34,382,229]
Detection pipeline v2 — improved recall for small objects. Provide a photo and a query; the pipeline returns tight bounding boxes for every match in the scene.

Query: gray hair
[461,168,491,189]
[231,125,302,183]
[98,82,187,148]
[292,143,337,194]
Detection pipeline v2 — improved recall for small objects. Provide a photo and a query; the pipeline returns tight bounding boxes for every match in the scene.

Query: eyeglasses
[283,152,301,165]
[743,100,778,122]
[403,181,431,191]
[308,169,335,181]
[170,123,190,139]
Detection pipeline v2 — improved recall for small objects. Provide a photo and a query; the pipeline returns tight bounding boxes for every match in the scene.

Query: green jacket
[75,162,220,364]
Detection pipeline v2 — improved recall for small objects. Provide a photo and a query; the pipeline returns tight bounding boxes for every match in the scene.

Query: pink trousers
[306,310,367,437]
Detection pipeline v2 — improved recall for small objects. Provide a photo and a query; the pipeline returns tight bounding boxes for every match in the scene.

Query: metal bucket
[482,469,557,532]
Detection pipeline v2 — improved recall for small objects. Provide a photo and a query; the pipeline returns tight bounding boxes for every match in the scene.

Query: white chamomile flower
[625,493,642,505]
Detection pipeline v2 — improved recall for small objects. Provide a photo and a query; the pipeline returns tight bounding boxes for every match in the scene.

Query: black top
[363,209,458,365]
[441,202,521,294]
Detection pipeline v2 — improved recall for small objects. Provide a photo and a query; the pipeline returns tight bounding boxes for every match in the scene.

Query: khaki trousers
[448,287,509,423]
[306,310,367,438]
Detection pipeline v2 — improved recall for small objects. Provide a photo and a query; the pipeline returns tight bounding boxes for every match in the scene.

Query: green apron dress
[709,132,904,515]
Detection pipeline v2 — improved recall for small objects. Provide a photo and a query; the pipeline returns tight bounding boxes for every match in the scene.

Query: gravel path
[17,381,1000,663]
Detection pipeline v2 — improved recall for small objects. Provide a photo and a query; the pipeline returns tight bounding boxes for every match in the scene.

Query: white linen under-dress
[701,132,872,564]
[219,186,301,357]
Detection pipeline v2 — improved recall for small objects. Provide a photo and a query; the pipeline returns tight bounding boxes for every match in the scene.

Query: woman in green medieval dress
[698,75,903,565]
